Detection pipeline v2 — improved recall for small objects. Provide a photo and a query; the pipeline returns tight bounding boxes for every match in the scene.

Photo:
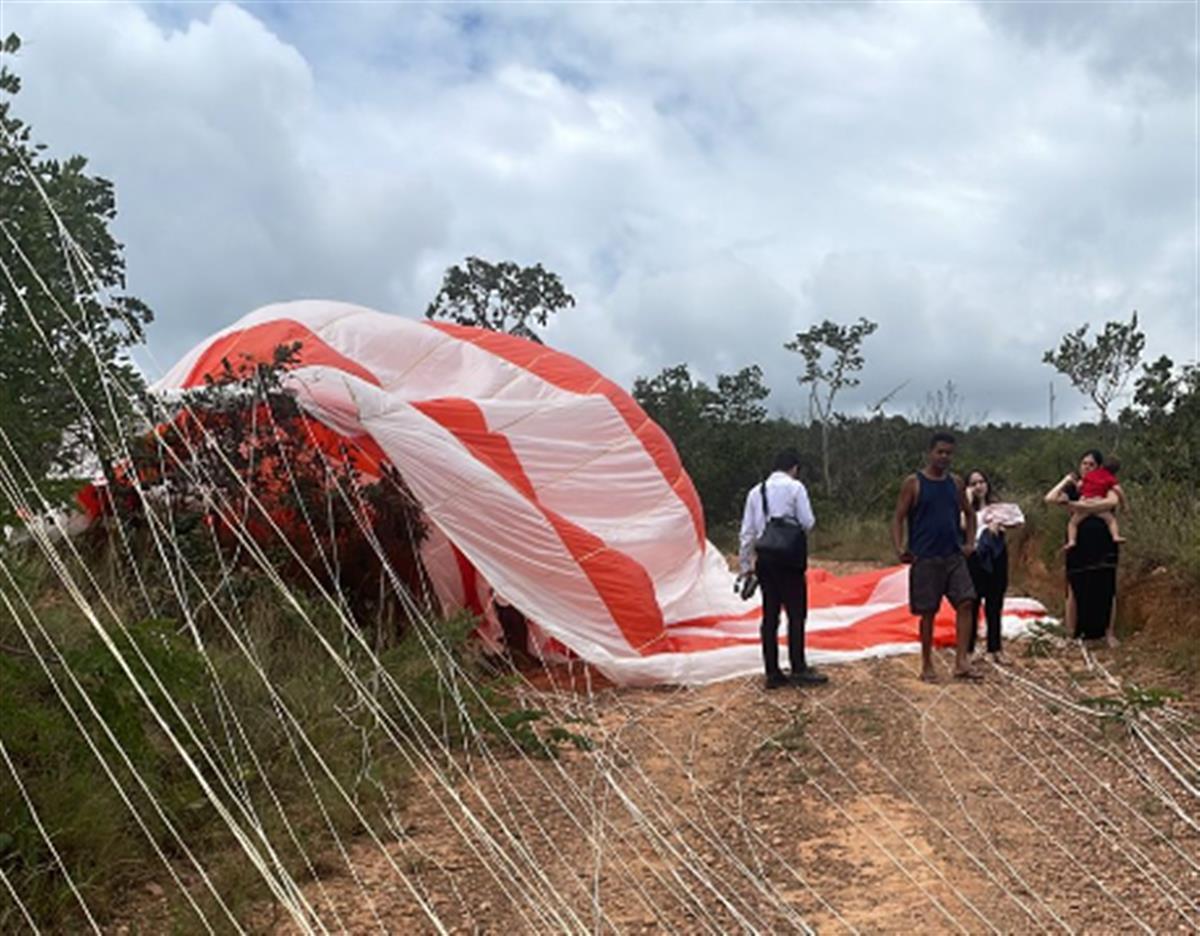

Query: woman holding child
[964,470,1023,664]
[1044,449,1124,645]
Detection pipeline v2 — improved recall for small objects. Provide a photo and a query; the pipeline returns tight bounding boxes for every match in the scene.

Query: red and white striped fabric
[156,301,1046,685]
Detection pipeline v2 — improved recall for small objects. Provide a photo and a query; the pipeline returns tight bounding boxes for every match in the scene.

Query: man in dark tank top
[890,431,980,682]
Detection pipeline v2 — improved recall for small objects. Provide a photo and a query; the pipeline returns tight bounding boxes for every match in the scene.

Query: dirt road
[269,640,1200,934]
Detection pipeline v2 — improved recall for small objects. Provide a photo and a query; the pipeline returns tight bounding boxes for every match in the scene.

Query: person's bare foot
[953,668,984,682]
[1106,632,1120,648]
[989,651,1013,667]
[920,667,939,684]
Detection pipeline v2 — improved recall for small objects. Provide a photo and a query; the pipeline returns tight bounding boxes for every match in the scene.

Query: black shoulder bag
[753,481,808,569]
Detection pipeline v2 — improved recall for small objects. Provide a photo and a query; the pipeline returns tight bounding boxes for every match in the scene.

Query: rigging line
[0,445,329,933]
[910,690,1068,934]
[0,280,328,922]
[986,664,1200,903]
[1,146,467,932]
[0,495,235,933]
[1002,661,1200,830]
[993,664,1200,875]
[0,237,158,619]
[601,687,846,932]
[884,678,1155,935]
[971,670,1197,924]
[810,696,1045,929]
[761,694,997,936]
[717,695,973,935]
[318,456,761,930]
[275,454,633,932]
[592,696,805,933]
[0,736,102,935]
[0,493,323,934]
[199,513,384,934]
[0,860,41,935]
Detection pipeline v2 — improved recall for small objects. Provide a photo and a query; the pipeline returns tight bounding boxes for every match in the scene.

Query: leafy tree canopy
[425,256,575,344]
[0,34,152,522]
[1043,311,1144,423]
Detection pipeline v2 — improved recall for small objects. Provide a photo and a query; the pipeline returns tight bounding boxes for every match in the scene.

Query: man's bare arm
[892,475,916,561]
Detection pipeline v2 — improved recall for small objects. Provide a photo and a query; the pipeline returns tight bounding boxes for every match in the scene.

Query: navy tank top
[908,473,962,558]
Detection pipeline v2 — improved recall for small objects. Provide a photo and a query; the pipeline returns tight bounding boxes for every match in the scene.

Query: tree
[632,363,776,527]
[1042,311,1144,424]
[708,365,770,425]
[0,34,153,523]
[784,317,878,496]
[425,256,575,343]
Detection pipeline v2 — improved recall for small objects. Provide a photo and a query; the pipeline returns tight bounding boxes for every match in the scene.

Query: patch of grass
[761,713,809,754]
[1024,619,1067,659]
[0,540,553,932]
[839,704,885,738]
[1078,684,1182,723]
[808,515,895,564]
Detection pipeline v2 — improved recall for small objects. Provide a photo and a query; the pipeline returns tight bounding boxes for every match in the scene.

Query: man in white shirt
[738,449,825,689]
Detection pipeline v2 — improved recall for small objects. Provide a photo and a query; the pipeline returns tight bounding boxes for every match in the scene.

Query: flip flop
[953,669,984,682]
[920,671,939,684]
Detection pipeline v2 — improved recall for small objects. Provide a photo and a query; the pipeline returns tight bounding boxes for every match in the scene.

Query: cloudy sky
[2,0,1196,425]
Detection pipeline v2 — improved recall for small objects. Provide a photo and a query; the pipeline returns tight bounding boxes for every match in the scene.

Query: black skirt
[1065,515,1119,640]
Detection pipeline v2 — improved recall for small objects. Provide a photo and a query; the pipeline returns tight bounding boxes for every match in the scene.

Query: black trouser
[967,550,1008,654]
[756,560,808,676]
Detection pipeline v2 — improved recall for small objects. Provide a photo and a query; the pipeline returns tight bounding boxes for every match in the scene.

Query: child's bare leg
[1063,511,1081,550]
[1102,511,1125,543]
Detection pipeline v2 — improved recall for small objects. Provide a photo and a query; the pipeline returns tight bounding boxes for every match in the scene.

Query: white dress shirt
[738,471,816,573]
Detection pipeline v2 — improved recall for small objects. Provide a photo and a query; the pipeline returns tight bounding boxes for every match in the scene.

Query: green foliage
[632,363,776,527]
[424,256,575,344]
[1078,684,1182,723]
[784,317,878,494]
[1043,311,1145,423]
[0,35,153,524]
[0,539,563,931]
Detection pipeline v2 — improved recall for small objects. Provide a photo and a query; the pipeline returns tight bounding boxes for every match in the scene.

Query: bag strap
[760,480,769,520]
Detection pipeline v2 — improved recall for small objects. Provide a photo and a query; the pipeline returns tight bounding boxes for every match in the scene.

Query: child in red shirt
[1065,456,1127,549]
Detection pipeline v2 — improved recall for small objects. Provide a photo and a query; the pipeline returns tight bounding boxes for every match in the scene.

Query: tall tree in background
[785,317,877,496]
[425,256,575,344]
[1042,311,1144,424]
[0,35,153,522]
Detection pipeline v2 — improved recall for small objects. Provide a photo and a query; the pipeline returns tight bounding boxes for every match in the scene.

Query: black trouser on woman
[756,560,808,676]
[967,549,1008,654]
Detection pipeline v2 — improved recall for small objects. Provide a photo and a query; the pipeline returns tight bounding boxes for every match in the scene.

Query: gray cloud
[3,0,1194,426]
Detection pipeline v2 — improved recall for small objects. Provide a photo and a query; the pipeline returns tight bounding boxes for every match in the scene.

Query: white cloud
[2,0,1194,425]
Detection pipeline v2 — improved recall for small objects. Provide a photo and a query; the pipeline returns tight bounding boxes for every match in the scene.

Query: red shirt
[1079,466,1118,499]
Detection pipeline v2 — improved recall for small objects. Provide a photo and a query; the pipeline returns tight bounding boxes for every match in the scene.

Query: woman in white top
[964,468,1023,665]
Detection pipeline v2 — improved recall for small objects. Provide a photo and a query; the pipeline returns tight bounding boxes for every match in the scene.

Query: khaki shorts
[909,553,975,614]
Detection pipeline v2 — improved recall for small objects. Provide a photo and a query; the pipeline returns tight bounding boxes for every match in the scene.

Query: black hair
[965,468,997,508]
[1081,448,1104,469]
[772,448,802,473]
[928,431,956,450]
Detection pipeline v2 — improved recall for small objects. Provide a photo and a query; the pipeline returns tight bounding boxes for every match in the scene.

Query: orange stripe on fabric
[425,322,705,547]
[183,320,381,389]
[414,396,667,654]
[654,601,961,654]
[451,544,485,616]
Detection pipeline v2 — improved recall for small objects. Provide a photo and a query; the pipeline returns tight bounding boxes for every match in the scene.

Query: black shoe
[765,672,790,690]
[792,667,829,686]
